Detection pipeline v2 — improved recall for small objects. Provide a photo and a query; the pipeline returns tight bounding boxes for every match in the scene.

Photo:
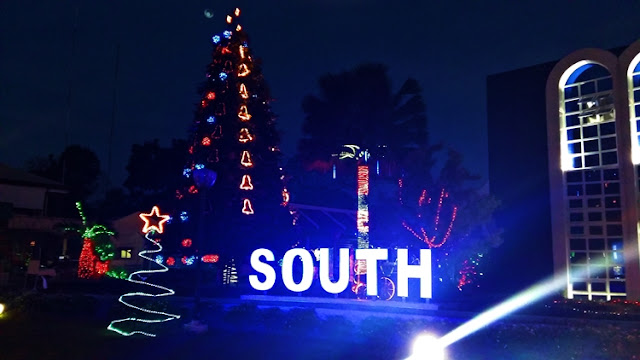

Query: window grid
[630,68,640,164]
[562,75,616,170]
[565,168,625,300]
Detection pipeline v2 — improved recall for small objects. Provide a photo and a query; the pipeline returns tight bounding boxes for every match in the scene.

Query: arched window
[628,58,640,164]
[558,61,624,300]
[560,63,616,171]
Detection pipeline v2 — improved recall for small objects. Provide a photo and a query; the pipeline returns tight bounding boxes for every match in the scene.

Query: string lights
[202,254,220,263]
[357,165,370,249]
[401,189,457,248]
[107,206,180,337]
[239,83,249,99]
[75,202,115,279]
[139,206,171,234]
[238,63,250,77]
[238,128,253,143]
[240,150,253,167]
[242,199,255,215]
[240,175,254,190]
[238,105,252,121]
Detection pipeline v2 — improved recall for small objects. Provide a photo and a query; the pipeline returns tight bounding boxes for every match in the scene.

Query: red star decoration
[139,206,170,234]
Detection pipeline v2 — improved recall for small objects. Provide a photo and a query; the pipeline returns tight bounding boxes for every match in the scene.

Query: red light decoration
[166,257,175,266]
[202,137,211,146]
[206,91,216,100]
[238,63,250,77]
[238,105,252,121]
[240,175,254,190]
[175,190,183,200]
[181,256,188,265]
[281,188,290,206]
[242,199,254,215]
[401,189,457,248]
[188,146,194,154]
[181,238,192,248]
[457,258,477,290]
[95,260,109,275]
[188,185,198,194]
[357,165,369,249]
[239,83,249,99]
[202,254,220,263]
[139,206,171,234]
[201,100,207,108]
[78,238,96,279]
[222,47,232,54]
[238,128,253,143]
[240,150,253,167]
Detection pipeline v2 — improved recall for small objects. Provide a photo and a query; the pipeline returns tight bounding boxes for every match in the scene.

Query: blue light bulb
[180,211,188,222]
[223,30,232,39]
[183,168,192,178]
[207,116,216,123]
[219,72,228,81]
[195,163,204,170]
[155,255,164,264]
[212,35,221,44]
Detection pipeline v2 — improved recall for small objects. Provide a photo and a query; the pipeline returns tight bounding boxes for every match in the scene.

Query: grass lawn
[1,293,639,359]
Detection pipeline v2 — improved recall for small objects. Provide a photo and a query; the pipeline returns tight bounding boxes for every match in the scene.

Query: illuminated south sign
[249,248,432,298]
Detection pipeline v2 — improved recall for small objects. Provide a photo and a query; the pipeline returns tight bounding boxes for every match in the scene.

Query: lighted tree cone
[78,238,96,279]
[175,6,291,260]
[107,230,180,337]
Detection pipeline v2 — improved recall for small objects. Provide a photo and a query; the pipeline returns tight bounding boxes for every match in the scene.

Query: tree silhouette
[299,63,430,167]
[27,145,101,201]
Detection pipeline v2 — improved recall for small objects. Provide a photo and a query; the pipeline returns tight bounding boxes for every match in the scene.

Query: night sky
[2,0,640,188]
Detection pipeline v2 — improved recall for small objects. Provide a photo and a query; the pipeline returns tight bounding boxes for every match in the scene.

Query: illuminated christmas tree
[170,8,291,265]
[108,206,180,337]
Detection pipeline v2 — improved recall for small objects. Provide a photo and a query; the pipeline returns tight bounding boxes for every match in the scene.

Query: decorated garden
[1,291,640,359]
[4,5,640,360]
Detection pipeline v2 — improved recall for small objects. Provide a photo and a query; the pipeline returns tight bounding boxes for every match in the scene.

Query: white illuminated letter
[282,248,314,292]
[355,248,388,296]
[397,249,432,299]
[249,248,276,291]
[319,248,349,294]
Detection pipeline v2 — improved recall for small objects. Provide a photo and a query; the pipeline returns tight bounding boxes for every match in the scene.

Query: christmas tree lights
[240,175,254,190]
[242,199,255,215]
[240,150,253,167]
[238,63,250,77]
[107,206,180,337]
[170,6,291,263]
[238,128,253,143]
[238,105,251,121]
[139,206,170,234]
[239,83,249,99]
[75,202,115,279]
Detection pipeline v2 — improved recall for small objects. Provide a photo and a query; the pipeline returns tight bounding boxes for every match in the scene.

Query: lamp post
[192,168,217,320]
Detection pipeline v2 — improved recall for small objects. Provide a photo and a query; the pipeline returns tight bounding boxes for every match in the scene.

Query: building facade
[546,42,640,300]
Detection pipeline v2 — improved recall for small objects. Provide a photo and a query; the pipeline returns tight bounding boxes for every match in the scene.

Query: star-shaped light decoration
[139,206,170,234]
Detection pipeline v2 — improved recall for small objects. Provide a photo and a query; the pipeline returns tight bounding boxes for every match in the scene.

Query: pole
[194,187,207,319]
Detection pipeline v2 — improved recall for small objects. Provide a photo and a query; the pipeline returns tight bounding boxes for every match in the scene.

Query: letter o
[281,248,314,292]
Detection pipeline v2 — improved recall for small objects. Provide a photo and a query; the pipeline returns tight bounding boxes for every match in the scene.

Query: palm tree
[298,63,430,167]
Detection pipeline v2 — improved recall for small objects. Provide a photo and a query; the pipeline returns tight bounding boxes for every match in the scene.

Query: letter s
[249,248,276,291]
